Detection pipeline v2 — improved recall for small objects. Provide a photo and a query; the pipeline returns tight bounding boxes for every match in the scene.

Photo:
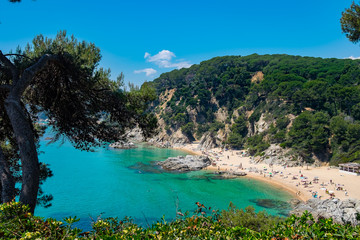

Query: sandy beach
[177,143,360,202]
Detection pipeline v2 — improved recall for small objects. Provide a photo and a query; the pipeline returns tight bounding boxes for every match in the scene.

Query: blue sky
[1,0,359,86]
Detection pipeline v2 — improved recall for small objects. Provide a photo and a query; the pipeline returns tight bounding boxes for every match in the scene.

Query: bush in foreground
[1,201,360,239]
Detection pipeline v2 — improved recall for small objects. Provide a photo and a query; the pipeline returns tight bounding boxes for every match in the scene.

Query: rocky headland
[291,198,360,225]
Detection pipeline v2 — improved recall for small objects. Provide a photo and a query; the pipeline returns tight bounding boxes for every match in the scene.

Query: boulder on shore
[157,155,211,172]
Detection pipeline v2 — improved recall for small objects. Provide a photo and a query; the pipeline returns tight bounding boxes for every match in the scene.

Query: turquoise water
[35,135,293,230]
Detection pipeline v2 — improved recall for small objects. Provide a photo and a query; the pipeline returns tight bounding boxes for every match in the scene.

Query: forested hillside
[147,54,360,165]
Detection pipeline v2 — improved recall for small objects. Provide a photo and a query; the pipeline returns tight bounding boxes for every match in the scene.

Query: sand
[177,143,360,202]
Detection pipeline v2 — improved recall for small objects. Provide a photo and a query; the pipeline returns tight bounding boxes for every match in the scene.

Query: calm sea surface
[35,133,293,230]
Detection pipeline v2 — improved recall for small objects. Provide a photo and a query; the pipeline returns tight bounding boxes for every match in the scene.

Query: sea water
[35,135,293,230]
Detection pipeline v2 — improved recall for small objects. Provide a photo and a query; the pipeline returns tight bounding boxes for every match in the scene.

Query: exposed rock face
[109,140,137,149]
[198,132,220,150]
[291,198,360,225]
[249,113,273,136]
[251,144,303,167]
[148,128,191,148]
[124,127,144,143]
[251,71,264,83]
[157,155,211,172]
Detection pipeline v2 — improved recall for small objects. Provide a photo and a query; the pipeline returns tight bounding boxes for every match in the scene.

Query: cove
[35,134,293,230]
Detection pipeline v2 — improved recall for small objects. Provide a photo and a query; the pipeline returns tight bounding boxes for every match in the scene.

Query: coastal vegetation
[2,1,360,239]
[149,53,360,165]
[1,201,359,239]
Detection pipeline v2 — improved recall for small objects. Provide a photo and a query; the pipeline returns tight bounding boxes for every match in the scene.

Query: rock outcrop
[157,155,211,172]
[148,128,190,148]
[109,127,144,149]
[198,132,220,150]
[124,127,144,143]
[109,140,137,149]
[250,144,303,167]
[291,198,360,226]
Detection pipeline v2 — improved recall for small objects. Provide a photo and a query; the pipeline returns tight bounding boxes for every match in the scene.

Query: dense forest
[148,54,360,165]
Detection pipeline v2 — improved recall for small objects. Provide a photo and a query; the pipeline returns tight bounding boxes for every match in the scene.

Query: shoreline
[205,165,306,202]
[175,143,360,202]
[173,147,200,156]
[175,144,303,201]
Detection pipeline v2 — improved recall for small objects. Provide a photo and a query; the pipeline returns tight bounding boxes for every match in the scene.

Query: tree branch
[0,50,19,85]
[4,53,33,60]
[10,54,60,98]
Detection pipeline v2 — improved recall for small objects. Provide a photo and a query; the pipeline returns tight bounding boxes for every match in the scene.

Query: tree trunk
[4,98,39,213]
[0,146,15,203]
[0,51,59,213]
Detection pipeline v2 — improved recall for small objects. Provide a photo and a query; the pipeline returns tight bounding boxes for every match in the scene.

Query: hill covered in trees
[147,54,360,165]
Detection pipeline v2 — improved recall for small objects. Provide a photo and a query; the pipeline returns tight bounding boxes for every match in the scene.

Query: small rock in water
[250,199,291,210]
[128,162,163,174]
[157,155,211,172]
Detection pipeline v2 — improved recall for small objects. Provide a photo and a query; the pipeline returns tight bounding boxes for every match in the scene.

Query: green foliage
[209,121,225,133]
[196,124,210,138]
[227,133,244,149]
[286,111,330,161]
[341,2,360,44]
[0,202,81,239]
[2,201,360,239]
[231,115,248,137]
[227,115,248,149]
[181,122,195,140]
[220,203,282,232]
[249,107,262,123]
[172,113,187,126]
[330,115,360,164]
[246,133,270,156]
[273,129,287,144]
[150,54,360,164]
[276,116,290,130]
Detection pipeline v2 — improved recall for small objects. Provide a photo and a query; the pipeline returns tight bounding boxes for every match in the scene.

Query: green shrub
[220,203,282,232]
[0,201,81,239]
[2,201,360,239]
[246,133,270,155]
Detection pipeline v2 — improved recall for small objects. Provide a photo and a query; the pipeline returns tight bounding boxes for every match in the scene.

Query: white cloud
[144,50,192,69]
[134,68,157,76]
[346,56,360,60]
